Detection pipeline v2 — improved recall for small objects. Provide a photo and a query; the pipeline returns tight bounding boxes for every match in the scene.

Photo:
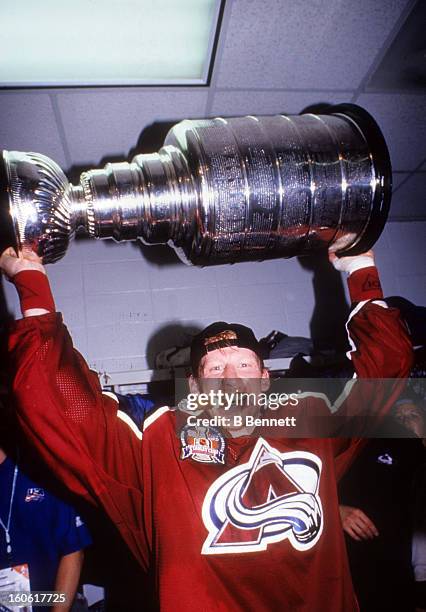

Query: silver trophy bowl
[0,104,391,265]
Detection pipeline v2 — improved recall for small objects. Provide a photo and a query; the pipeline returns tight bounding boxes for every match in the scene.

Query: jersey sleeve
[8,311,149,568]
[329,266,414,468]
[346,266,413,378]
[342,269,413,424]
[347,302,414,379]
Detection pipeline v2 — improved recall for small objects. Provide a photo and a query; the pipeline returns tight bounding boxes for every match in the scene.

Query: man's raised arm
[324,250,414,474]
[330,249,413,379]
[0,248,147,567]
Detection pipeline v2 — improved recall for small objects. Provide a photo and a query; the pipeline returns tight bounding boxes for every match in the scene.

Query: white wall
[3,220,425,377]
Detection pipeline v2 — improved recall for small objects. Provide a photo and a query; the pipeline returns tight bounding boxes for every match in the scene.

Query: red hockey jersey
[7,268,413,611]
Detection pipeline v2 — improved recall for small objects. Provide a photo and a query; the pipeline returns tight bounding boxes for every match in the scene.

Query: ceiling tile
[0,92,67,165]
[389,172,426,220]
[385,221,426,261]
[356,93,426,171]
[210,90,354,116]
[56,88,209,166]
[216,0,410,89]
[367,0,426,92]
[396,273,426,305]
[392,172,410,191]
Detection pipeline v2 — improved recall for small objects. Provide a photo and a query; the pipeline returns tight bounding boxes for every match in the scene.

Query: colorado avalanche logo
[202,439,323,554]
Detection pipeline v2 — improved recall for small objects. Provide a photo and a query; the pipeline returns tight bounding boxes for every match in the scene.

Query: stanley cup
[0,104,391,266]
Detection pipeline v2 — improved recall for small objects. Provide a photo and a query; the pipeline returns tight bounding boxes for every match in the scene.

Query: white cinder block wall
[3,220,426,377]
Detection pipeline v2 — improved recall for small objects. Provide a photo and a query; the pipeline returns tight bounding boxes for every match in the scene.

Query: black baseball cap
[190,321,262,375]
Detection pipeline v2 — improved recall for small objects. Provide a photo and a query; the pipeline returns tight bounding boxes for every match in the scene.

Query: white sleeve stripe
[143,406,170,432]
[371,300,388,309]
[345,300,367,360]
[117,409,143,440]
[345,298,389,361]
[102,391,119,403]
[297,378,357,414]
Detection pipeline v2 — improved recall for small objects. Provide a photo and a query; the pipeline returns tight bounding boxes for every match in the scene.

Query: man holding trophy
[0,106,413,609]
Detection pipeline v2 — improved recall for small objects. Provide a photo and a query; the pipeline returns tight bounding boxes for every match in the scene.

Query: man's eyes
[208,361,256,371]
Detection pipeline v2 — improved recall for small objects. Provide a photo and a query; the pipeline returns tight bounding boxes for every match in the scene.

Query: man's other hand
[0,247,46,278]
[339,504,379,541]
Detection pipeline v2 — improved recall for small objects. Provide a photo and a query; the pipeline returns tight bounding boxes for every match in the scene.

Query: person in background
[0,389,92,612]
[339,395,426,612]
[0,447,92,612]
[393,397,426,444]
[394,397,426,612]
[114,392,155,429]
[412,462,426,612]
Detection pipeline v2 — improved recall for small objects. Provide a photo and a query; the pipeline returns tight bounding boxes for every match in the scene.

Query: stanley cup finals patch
[180,424,225,464]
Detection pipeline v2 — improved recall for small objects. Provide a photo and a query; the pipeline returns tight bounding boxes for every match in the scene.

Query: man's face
[199,346,265,380]
[393,401,426,439]
[190,346,269,434]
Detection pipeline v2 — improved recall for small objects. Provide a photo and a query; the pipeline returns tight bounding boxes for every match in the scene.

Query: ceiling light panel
[0,0,222,86]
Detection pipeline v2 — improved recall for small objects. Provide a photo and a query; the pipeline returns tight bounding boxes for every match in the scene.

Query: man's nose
[221,366,243,395]
[223,363,238,378]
